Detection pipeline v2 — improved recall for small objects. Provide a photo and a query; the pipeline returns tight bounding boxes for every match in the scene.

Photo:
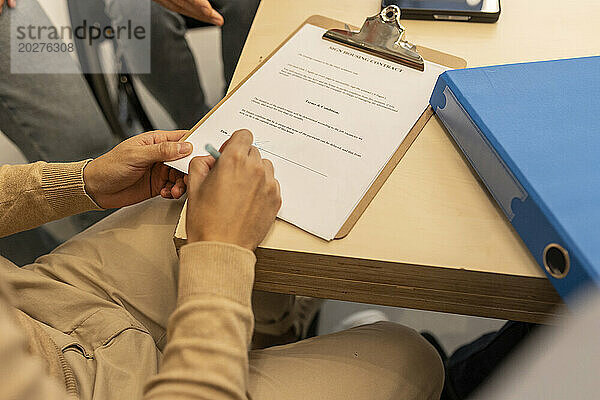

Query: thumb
[142,141,193,164]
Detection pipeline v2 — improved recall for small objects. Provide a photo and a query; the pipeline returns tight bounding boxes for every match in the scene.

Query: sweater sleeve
[143,241,256,400]
[0,161,102,238]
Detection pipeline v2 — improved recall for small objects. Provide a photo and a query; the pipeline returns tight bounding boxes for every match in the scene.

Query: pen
[205,143,221,160]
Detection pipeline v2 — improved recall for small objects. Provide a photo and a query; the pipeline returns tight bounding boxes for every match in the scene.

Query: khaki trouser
[3,197,443,400]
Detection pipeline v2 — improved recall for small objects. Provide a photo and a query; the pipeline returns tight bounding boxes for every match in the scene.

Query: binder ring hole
[543,244,570,279]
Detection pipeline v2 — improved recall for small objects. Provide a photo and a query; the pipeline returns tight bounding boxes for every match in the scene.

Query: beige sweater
[0,161,256,400]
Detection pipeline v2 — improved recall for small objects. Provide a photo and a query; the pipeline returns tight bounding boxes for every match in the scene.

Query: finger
[219,135,234,152]
[135,130,189,146]
[188,155,215,187]
[208,8,224,26]
[169,167,178,183]
[147,130,190,144]
[0,0,4,14]
[204,156,217,169]
[262,159,275,177]
[171,169,185,183]
[159,163,170,185]
[8,0,15,7]
[221,129,254,158]
[153,0,187,19]
[161,187,174,199]
[150,164,169,195]
[192,0,224,26]
[142,141,193,164]
[196,155,216,170]
[249,146,261,161]
[273,178,282,200]
[171,177,186,199]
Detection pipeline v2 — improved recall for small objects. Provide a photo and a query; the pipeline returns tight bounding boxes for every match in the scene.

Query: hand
[0,0,16,15]
[186,129,282,251]
[83,130,209,209]
[153,0,224,26]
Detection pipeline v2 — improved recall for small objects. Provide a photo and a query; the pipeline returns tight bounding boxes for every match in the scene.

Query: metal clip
[323,5,424,71]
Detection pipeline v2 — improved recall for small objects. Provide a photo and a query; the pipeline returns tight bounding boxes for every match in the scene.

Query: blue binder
[429,56,600,303]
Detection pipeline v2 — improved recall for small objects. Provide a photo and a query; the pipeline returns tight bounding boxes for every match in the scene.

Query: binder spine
[430,75,595,301]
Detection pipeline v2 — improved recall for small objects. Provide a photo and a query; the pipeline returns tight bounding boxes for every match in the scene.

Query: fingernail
[178,142,192,154]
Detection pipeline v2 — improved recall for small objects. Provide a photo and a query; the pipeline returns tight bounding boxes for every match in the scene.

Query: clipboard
[174,6,466,247]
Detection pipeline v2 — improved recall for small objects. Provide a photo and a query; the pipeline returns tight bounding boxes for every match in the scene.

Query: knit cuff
[41,160,102,218]
[178,242,256,307]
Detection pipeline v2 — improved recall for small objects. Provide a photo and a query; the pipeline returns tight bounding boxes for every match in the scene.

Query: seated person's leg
[26,196,186,349]
[248,321,445,400]
[104,0,210,129]
[26,196,297,350]
[4,251,161,400]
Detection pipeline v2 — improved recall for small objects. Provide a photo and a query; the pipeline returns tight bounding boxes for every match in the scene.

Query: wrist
[187,230,255,251]
[82,159,103,207]
[178,241,256,305]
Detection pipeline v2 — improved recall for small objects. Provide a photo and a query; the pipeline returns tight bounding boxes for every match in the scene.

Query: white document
[168,24,448,240]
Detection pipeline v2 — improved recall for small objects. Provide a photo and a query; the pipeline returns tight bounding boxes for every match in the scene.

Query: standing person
[0,0,261,162]
[0,129,444,399]
[103,0,261,129]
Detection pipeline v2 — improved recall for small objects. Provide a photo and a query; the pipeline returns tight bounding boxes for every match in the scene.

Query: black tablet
[382,0,501,23]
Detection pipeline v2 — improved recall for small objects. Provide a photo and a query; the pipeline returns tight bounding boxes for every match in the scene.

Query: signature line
[257,147,328,178]
[219,131,327,178]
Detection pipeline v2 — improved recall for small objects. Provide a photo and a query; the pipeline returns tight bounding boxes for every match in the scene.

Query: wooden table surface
[231,0,600,323]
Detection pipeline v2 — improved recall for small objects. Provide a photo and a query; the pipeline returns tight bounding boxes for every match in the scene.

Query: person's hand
[0,0,17,15]
[186,129,282,251]
[153,0,224,26]
[83,130,212,209]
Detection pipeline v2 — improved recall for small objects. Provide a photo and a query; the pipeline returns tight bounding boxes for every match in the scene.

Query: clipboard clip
[323,5,424,72]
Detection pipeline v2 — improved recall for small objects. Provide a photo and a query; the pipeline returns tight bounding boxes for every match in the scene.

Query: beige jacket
[0,161,256,400]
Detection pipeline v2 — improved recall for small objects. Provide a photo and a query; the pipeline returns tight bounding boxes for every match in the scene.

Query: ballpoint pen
[205,143,221,159]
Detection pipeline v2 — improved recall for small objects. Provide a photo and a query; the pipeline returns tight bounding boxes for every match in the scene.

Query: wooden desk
[233,0,600,323]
